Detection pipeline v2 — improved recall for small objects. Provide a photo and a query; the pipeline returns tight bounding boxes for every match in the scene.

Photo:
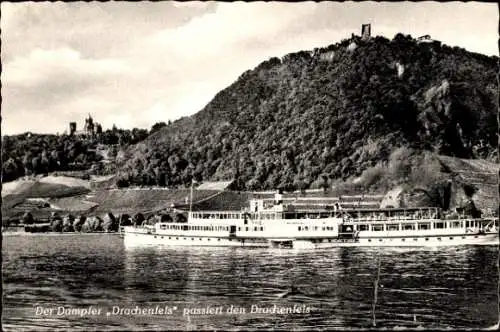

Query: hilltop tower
[361,23,371,40]
[69,122,77,136]
[84,114,95,136]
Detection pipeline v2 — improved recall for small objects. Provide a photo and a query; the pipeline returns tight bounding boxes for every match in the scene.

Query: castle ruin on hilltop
[361,23,371,40]
[69,114,102,138]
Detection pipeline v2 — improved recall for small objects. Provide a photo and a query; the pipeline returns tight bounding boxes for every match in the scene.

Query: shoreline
[2,231,121,236]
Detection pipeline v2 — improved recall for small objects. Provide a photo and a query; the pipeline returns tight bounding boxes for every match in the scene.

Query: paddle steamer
[122,194,498,248]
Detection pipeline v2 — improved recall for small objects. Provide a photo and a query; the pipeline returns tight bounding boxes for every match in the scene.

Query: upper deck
[188,210,343,222]
[188,199,442,223]
[342,207,441,222]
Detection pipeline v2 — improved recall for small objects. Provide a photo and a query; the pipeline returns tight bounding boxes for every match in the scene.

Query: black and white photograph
[1,1,499,330]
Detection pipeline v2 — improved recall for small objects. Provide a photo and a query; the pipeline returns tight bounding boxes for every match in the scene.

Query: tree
[22,212,34,225]
[96,123,103,135]
[175,213,187,223]
[133,213,145,226]
[50,218,63,232]
[160,214,173,222]
[102,213,117,232]
[116,177,130,188]
[150,122,167,134]
[119,214,132,226]
[85,216,103,232]
[2,158,20,182]
[40,151,50,174]
[145,215,157,226]
[321,174,329,192]
[23,152,33,176]
[73,215,86,232]
[62,215,75,232]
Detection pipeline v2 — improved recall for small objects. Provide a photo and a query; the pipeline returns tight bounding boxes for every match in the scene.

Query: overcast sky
[1,1,498,135]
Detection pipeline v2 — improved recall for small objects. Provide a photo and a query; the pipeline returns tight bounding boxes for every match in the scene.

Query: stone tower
[69,122,77,136]
[84,114,95,136]
[361,23,371,40]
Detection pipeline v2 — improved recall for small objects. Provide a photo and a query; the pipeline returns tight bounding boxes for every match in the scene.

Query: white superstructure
[123,197,498,248]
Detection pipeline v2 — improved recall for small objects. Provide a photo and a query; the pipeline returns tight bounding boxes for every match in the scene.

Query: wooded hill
[1,126,153,182]
[115,33,497,192]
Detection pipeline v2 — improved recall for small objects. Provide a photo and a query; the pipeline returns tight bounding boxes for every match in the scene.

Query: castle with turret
[69,114,102,138]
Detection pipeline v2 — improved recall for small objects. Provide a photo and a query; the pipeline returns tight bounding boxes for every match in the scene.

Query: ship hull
[123,230,498,248]
[123,230,269,247]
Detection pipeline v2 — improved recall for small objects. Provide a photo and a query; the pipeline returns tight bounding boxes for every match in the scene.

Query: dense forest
[1,125,154,182]
[114,33,498,190]
[3,33,497,192]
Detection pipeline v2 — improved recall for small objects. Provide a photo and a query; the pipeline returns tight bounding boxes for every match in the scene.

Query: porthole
[154,236,157,238]
[368,239,372,242]
[191,238,194,241]
[401,238,405,242]
[217,238,221,241]
[413,238,417,241]
[449,237,453,240]
[425,238,429,241]
[176,237,179,240]
[161,236,164,239]
[379,239,383,242]
[462,236,466,239]
[474,235,478,238]
[437,238,441,241]
[199,238,202,241]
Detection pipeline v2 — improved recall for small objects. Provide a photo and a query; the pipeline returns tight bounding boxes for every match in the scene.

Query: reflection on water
[2,234,498,330]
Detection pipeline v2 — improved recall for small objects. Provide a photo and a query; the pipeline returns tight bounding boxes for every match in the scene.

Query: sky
[1,1,498,135]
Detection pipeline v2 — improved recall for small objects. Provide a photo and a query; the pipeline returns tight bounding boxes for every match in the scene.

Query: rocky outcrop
[380,185,441,209]
[380,186,404,208]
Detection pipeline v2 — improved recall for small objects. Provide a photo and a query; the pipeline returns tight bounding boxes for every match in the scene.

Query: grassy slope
[85,188,221,215]
[4,153,496,218]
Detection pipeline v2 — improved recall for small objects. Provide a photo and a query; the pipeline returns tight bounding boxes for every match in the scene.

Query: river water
[2,234,498,330]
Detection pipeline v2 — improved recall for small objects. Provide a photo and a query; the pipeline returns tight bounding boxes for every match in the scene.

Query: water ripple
[2,235,498,330]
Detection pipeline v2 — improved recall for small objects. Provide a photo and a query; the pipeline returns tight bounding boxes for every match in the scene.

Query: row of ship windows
[309,236,479,243]
[296,223,455,232]
[192,213,242,219]
[150,235,479,241]
[152,236,262,242]
[350,221,482,232]
[191,213,339,220]
[154,236,220,241]
[297,221,491,232]
[239,226,264,232]
[298,226,335,231]
[159,221,494,233]
[158,224,265,232]
[159,225,230,231]
[366,236,478,242]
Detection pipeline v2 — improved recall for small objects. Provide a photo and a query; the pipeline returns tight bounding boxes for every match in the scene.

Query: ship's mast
[189,179,194,215]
